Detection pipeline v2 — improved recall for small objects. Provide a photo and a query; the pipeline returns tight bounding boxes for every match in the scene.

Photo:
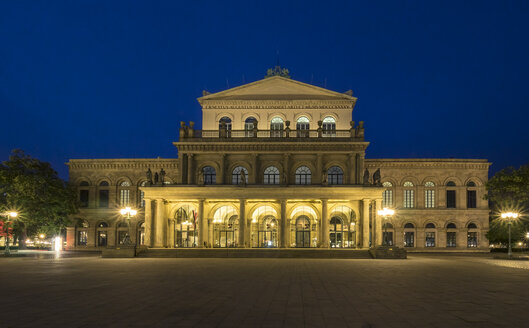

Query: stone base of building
[101,246,137,258]
[369,246,407,259]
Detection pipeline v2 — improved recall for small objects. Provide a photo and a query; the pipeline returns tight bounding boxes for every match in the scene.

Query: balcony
[178,121,365,142]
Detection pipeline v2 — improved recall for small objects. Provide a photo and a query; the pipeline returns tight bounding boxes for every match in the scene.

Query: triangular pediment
[198,76,355,103]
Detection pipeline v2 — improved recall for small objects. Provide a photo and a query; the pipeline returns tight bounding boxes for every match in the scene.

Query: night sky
[1,1,528,179]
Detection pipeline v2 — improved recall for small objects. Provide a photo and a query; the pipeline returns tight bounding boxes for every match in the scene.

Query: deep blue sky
[1,0,528,179]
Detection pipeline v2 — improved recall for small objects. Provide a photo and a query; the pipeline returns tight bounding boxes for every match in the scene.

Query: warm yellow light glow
[54,237,62,251]
[377,208,395,217]
[501,212,519,219]
[130,209,137,216]
[8,211,18,218]
[518,242,523,246]
[120,207,137,217]
[526,232,529,239]
[39,234,45,239]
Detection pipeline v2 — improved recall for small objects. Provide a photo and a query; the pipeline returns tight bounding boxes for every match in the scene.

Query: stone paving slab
[0,255,528,327]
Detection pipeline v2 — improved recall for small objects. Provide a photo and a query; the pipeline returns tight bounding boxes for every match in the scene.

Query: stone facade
[67,74,490,252]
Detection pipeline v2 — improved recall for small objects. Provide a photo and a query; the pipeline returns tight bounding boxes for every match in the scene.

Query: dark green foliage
[0,150,78,245]
[486,165,529,244]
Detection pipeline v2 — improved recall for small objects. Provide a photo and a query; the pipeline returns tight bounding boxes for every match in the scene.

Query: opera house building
[66,70,490,254]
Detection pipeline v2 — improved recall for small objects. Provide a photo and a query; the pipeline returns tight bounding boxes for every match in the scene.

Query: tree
[485,165,529,245]
[0,149,78,248]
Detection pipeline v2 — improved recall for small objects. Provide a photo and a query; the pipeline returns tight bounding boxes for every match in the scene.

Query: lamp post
[377,208,395,246]
[501,212,519,258]
[3,211,18,255]
[120,207,137,246]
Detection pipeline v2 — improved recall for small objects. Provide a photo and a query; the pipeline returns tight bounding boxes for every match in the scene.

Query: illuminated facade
[66,73,490,251]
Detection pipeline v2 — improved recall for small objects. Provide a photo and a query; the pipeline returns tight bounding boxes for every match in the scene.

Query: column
[283,153,290,184]
[362,199,370,248]
[348,154,355,184]
[322,199,329,248]
[316,154,322,183]
[219,154,225,184]
[144,199,153,247]
[239,199,246,247]
[154,199,166,247]
[251,155,258,184]
[280,199,287,248]
[187,154,194,185]
[66,227,75,250]
[198,199,205,247]
[375,199,382,246]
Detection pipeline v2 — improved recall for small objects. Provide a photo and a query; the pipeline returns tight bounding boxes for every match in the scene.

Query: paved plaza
[0,254,528,328]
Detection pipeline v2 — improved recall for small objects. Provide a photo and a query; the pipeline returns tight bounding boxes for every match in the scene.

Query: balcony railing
[178,121,365,141]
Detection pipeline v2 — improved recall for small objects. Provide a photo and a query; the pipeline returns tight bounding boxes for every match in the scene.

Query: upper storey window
[327,166,344,185]
[264,166,280,185]
[295,166,312,185]
[322,116,336,136]
[219,117,232,137]
[119,181,131,207]
[232,166,249,185]
[203,166,216,185]
[270,117,284,137]
[382,181,393,207]
[245,117,257,137]
[446,181,456,208]
[296,116,310,137]
[79,181,89,208]
[403,181,414,208]
[424,181,435,208]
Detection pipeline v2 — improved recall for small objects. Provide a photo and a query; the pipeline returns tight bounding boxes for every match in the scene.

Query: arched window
[296,116,310,137]
[96,221,108,247]
[466,181,477,209]
[403,181,414,208]
[79,181,89,208]
[425,223,436,247]
[447,223,457,229]
[425,223,436,229]
[404,223,415,229]
[404,223,415,247]
[270,117,284,137]
[139,181,147,207]
[382,181,393,207]
[295,216,311,247]
[76,219,89,246]
[232,166,249,185]
[244,117,257,137]
[175,206,198,248]
[98,181,110,208]
[203,166,216,185]
[219,116,232,130]
[263,166,280,185]
[322,116,336,136]
[467,223,478,247]
[425,181,435,208]
[329,216,344,247]
[138,222,145,246]
[295,166,312,185]
[119,181,131,207]
[446,181,456,208]
[327,166,344,185]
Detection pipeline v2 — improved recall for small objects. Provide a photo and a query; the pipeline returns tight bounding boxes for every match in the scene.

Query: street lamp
[2,211,18,255]
[119,207,137,246]
[501,211,519,258]
[377,208,395,246]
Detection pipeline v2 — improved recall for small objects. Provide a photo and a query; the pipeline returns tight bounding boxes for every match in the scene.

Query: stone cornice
[201,99,354,110]
[68,158,178,170]
[174,142,369,153]
[365,158,490,170]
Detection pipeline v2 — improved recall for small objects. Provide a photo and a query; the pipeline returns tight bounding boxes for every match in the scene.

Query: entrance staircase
[138,248,372,259]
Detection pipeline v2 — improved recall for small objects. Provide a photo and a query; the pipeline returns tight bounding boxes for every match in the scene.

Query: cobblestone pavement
[0,254,528,328]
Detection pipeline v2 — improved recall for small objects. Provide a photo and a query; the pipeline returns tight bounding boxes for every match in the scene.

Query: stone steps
[138,248,372,259]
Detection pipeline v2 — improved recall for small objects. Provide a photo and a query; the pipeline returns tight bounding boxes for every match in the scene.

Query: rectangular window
[404,232,414,247]
[447,232,456,247]
[467,232,478,248]
[118,231,128,245]
[446,190,456,208]
[99,190,109,208]
[97,231,107,247]
[140,190,145,208]
[404,190,414,208]
[79,190,89,207]
[425,190,435,208]
[467,190,477,208]
[382,190,393,208]
[77,231,87,246]
[425,232,436,247]
[120,189,130,207]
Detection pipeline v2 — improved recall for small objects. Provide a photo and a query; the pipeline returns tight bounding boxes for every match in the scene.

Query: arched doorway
[258,216,278,248]
[295,216,311,248]
[212,205,239,248]
[329,216,344,248]
[175,206,198,248]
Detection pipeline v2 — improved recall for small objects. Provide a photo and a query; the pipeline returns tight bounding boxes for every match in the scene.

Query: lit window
[327,166,343,185]
[263,166,280,184]
[139,181,147,207]
[403,182,414,208]
[322,116,336,136]
[232,166,249,185]
[425,232,436,247]
[296,116,310,137]
[270,117,284,137]
[382,182,393,207]
[446,232,456,247]
[424,181,435,208]
[119,181,131,207]
[244,117,257,137]
[295,166,311,185]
